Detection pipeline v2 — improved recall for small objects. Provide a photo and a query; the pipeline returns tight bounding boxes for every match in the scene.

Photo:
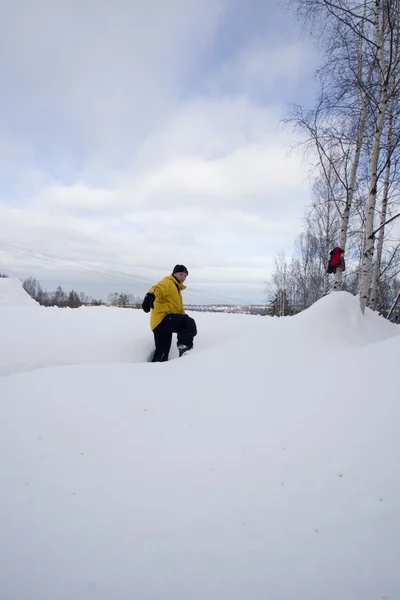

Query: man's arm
[142,279,168,313]
[148,279,167,300]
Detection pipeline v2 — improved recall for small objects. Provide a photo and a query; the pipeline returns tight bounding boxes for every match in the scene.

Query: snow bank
[0,277,39,307]
[291,290,399,346]
[193,291,400,375]
[0,306,260,376]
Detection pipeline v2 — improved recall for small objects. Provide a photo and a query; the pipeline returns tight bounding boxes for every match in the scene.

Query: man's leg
[151,326,173,362]
[159,314,197,352]
[176,315,197,350]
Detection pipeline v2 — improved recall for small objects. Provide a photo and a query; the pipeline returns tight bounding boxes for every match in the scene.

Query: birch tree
[387,286,400,320]
[271,253,292,316]
[359,0,392,312]
[307,167,342,292]
[369,97,399,308]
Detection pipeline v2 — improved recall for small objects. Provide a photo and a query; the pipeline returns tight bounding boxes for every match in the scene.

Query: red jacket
[327,247,345,274]
[331,247,343,268]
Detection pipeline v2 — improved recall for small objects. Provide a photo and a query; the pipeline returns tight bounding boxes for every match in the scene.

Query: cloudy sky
[0,0,319,305]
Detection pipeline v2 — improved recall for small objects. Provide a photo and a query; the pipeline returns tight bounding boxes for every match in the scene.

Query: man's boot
[177,344,191,357]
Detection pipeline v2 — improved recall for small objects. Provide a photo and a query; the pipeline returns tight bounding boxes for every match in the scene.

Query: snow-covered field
[1,279,400,599]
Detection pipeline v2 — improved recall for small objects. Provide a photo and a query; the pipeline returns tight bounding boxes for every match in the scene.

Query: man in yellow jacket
[142,265,197,362]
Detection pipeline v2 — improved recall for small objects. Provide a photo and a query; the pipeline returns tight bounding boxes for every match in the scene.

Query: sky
[0,0,320,305]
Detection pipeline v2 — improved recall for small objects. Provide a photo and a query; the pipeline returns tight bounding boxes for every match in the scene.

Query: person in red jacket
[327,247,345,274]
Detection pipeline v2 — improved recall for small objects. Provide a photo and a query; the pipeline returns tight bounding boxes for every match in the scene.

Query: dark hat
[172,264,188,275]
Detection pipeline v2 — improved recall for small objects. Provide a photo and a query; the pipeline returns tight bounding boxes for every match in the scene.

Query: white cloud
[212,39,317,99]
[0,0,223,171]
[134,143,304,209]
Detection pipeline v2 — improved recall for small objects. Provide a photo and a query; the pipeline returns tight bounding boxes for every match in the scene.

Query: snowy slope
[292,290,399,346]
[0,277,39,307]
[0,292,399,600]
[0,307,256,376]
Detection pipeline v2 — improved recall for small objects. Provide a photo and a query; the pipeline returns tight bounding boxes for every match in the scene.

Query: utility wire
[0,242,153,287]
[0,241,261,305]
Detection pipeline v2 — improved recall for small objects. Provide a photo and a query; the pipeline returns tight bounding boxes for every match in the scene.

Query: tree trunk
[359,0,389,313]
[324,194,332,294]
[387,288,400,322]
[369,93,395,310]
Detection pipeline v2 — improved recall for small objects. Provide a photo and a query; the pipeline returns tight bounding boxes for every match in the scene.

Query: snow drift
[292,290,399,346]
[0,277,39,307]
[0,291,399,600]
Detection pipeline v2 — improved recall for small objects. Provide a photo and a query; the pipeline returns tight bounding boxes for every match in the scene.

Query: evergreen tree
[53,286,67,307]
[270,290,291,317]
[118,293,129,307]
[67,290,82,308]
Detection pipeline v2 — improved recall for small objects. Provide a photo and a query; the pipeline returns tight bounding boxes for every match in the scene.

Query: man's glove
[142,292,155,313]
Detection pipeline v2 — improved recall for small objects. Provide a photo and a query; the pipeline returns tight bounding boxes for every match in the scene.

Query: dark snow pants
[151,314,197,362]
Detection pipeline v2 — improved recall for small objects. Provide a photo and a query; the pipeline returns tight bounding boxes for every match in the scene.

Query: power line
[0,241,263,305]
[0,242,153,287]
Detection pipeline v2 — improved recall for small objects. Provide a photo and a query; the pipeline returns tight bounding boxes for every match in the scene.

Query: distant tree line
[18,276,142,309]
[107,292,142,307]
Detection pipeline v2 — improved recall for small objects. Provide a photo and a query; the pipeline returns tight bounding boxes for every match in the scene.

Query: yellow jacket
[148,275,186,330]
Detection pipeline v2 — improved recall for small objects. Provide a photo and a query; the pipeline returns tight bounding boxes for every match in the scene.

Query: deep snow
[1,281,399,600]
[0,277,39,308]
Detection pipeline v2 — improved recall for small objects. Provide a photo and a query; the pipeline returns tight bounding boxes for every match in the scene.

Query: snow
[0,277,39,307]
[1,291,400,599]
